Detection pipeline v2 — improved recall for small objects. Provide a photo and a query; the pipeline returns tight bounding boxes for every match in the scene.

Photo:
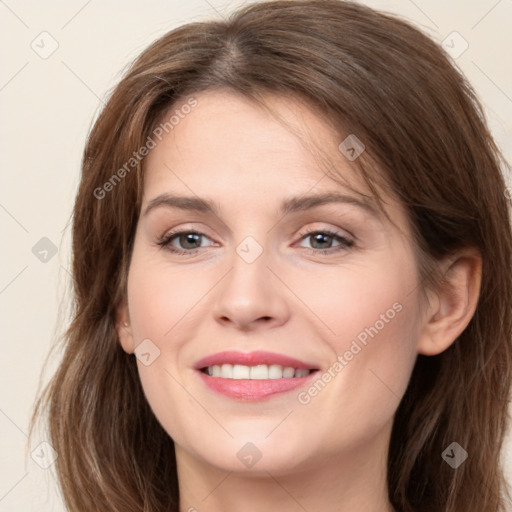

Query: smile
[201,364,313,379]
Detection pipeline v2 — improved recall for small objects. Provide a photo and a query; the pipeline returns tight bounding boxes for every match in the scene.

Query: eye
[156,229,215,255]
[156,227,355,256]
[296,228,354,254]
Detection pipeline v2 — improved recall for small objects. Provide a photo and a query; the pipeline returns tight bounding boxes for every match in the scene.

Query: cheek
[125,251,201,440]
[324,308,417,447]
[292,255,420,433]
[127,247,207,342]
[289,252,417,351]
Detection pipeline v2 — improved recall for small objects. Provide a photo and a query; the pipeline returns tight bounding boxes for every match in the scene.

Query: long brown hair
[28,1,512,510]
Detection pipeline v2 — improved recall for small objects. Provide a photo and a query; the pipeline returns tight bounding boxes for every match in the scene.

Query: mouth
[200,364,315,379]
[194,351,320,401]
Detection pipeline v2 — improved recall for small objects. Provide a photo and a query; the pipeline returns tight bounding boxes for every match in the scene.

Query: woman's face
[119,89,426,476]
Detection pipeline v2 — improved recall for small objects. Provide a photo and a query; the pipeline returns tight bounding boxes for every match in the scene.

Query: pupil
[312,233,331,249]
[182,233,200,248]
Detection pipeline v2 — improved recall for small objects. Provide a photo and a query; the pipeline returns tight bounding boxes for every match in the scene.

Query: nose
[212,244,290,332]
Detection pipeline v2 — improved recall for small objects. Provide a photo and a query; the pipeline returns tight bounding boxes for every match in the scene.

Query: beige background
[1,0,511,510]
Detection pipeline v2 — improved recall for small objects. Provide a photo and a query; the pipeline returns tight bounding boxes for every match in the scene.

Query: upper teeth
[205,364,312,379]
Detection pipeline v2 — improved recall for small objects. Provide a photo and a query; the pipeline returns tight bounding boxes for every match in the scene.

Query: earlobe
[115,301,135,354]
[417,249,482,356]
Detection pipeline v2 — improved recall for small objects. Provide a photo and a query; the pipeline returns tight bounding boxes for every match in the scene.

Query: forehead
[138,90,412,244]
[143,90,372,201]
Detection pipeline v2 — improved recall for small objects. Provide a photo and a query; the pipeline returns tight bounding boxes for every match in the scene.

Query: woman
[29,1,512,511]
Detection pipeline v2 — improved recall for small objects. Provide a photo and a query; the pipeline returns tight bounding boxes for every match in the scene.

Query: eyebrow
[143,191,380,219]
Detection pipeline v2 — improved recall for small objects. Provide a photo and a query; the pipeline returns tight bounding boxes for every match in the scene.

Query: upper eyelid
[145,200,377,238]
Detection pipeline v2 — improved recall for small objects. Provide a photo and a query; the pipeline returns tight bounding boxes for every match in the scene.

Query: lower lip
[197,370,318,401]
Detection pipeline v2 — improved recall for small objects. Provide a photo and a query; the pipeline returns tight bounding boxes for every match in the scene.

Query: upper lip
[194,351,319,370]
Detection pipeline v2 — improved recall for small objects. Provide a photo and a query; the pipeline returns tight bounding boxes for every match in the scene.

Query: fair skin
[116,90,481,512]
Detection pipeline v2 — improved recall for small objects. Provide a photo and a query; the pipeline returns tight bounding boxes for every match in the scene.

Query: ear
[115,300,135,354]
[417,249,482,356]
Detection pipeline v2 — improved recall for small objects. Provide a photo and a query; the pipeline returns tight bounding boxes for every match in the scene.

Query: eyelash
[156,227,354,256]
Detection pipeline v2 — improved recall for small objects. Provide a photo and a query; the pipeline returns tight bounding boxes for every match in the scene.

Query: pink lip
[197,371,318,401]
[194,350,318,370]
[194,350,319,401]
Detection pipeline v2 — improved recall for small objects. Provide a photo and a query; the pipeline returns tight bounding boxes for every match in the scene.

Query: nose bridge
[225,233,272,302]
[212,231,289,328]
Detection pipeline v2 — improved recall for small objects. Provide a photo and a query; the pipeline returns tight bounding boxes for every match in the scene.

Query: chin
[178,429,315,476]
